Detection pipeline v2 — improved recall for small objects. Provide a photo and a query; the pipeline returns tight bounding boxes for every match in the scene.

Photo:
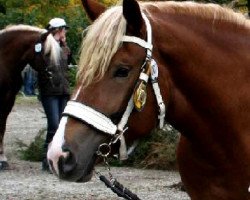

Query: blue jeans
[23,67,37,95]
[40,95,69,150]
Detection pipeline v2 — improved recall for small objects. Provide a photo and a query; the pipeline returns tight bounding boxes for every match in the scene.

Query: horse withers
[48,0,250,199]
[0,25,60,169]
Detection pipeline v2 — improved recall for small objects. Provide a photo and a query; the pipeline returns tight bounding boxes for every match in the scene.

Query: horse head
[48,0,169,182]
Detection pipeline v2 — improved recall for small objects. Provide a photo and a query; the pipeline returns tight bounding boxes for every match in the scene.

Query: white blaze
[47,116,68,175]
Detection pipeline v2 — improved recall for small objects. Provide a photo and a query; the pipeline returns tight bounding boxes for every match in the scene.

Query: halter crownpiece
[62,12,166,160]
[121,13,153,58]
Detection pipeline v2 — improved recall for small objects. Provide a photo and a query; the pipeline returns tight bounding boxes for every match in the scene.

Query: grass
[15,93,39,105]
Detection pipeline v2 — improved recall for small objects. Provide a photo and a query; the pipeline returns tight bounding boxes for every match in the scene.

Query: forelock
[77,5,126,87]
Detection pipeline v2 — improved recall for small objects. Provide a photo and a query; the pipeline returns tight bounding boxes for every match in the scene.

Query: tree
[0,2,6,14]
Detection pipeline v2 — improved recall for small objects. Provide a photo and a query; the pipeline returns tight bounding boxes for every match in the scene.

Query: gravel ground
[0,97,190,200]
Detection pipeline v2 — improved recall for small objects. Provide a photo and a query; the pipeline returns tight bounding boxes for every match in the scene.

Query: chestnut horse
[48,0,250,199]
[0,25,60,170]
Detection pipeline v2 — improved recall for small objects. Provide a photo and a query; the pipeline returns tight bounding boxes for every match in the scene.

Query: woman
[38,18,71,170]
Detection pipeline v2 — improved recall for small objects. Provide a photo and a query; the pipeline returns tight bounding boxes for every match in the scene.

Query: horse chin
[75,156,106,182]
[58,165,94,183]
[76,171,94,182]
[57,153,96,183]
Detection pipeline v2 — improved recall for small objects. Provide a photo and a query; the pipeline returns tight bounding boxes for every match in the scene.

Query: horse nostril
[61,144,70,152]
[58,148,77,179]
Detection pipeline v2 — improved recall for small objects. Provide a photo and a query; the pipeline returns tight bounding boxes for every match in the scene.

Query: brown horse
[48,0,250,199]
[0,25,60,170]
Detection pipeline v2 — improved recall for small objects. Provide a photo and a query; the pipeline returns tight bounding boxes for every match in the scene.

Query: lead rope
[95,141,142,200]
[95,156,141,200]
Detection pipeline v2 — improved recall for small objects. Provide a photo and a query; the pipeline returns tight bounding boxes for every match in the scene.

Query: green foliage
[68,66,77,88]
[232,0,249,13]
[111,125,180,170]
[16,128,46,162]
[100,0,119,6]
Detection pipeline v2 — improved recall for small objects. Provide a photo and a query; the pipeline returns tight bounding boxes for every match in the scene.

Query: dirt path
[0,97,190,200]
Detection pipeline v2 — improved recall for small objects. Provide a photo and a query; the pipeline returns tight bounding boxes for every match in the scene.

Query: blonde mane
[0,24,44,34]
[44,34,61,65]
[77,1,249,87]
[77,6,126,87]
[0,24,60,65]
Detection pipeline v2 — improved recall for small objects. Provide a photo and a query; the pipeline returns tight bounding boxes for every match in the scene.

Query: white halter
[63,12,166,160]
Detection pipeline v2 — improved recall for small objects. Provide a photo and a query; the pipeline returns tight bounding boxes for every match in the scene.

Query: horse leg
[0,113,9,170]
[0,92,17,170]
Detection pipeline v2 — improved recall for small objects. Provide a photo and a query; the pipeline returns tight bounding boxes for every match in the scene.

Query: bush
[68,66,77,88]
[16,128,45,161]
[111,124,180,170]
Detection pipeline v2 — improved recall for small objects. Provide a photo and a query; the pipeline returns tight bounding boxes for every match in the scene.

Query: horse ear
[81,0,106,21]
[123,0,143,36]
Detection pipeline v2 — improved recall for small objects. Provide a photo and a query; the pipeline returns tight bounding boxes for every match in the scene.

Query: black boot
[42,157,50,171]
[0,161,9,170]
[42,133,55,172]
[41,143,50,171]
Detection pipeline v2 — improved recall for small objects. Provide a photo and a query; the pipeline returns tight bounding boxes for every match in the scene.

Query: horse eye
[114,67,130,78]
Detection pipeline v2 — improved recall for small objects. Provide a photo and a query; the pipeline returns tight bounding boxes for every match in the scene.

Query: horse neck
[0,31,39,73]
[149,7,250,138]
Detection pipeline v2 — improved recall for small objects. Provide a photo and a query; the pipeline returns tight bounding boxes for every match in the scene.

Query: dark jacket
[38,45,71,96]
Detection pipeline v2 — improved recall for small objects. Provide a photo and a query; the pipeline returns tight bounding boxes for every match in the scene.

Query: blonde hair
[77,6,126,87]
[44,34,61,65]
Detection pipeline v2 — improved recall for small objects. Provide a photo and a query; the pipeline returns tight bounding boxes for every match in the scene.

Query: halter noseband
[63,13,166,160]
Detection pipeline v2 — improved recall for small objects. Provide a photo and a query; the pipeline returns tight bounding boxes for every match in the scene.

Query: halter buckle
[96,143,111,158]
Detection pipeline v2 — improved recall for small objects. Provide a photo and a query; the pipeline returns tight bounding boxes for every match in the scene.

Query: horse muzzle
[47,143,94,182]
